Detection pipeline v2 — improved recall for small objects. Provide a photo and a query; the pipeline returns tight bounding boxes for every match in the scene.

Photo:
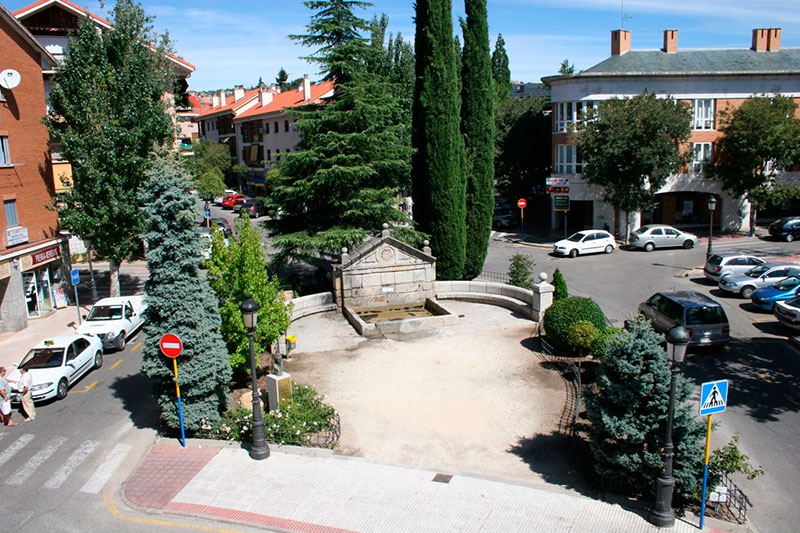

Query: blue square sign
[70,268,80,286]
[699,380,729,415]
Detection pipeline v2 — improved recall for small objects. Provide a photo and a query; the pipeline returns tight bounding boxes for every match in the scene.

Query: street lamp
[240,294,270,460]
[706,196,717,261]
[649,325,690,528]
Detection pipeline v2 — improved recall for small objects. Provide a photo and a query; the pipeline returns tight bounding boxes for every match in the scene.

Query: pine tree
[46,0,175,297]
[584,315,704,509]
[460,0,495,279]
[412,0,467,280]
[491,34,511,104]
[552,268,568,301]
[139,154,232,431]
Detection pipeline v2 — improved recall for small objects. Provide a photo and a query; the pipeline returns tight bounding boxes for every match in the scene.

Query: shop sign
[0,261,10,280]
[21,245,61,271]
[6,227,29,247]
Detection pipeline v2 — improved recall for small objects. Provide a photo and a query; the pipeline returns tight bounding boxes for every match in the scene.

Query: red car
[221,193,247,209]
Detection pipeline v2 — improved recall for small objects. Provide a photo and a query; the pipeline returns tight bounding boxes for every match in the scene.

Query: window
[284,120,290,132]
[0,136,10,166]
[275,149,280,160]
[692,142,712,173]
[266,149,271,161]
[692,99,714,130]
[4,199,18,227]
[554,101,599,132]
[555,145,583,174]
[273,122,279,133]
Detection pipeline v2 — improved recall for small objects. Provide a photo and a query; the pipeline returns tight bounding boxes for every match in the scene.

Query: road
[484,233,800,532]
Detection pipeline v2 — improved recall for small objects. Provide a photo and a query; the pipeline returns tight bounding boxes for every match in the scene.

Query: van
[638,291,730,347]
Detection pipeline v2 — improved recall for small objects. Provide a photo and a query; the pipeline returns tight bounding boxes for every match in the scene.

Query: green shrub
[552,268,568,301]
[588,326,623,361]
[508,253,535,289]
[568,320,599,355]
[542,296,607,355]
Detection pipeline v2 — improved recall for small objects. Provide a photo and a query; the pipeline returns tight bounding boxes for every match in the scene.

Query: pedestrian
[0,366,17,426]
[15,366,35,422]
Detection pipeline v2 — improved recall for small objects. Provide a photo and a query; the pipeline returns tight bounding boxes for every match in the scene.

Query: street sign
[546,186,570,194]
[554,195,570,211]
[517,198,527,209]
[699,379,729,415]
[70,268,80,286]
[545,177,569,186]
[159,333,183,359]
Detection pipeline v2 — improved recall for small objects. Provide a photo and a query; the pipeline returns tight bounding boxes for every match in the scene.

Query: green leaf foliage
[508,253,534,289]
[412,0,467,280]
[139,154,232,431]
[577,90,692,215]
[491,34,511,104]
[46,0,175,295]
[584,315,704,510]
[568,320,598,355]
[552,267,568,301]
[460,0,495,279]
[542,296,606,355]
[206,215,292,371]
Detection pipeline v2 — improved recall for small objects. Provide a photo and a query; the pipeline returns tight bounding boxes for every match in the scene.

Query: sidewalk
[122,439,757,533]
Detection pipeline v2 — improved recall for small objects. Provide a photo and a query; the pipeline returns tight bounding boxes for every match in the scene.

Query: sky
[6,0,800,91]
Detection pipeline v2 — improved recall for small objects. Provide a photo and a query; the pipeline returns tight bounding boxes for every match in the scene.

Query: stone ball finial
[383,223,389,229]
[539,272,548,282]
[342,247,348,254]
[423,240,430,246]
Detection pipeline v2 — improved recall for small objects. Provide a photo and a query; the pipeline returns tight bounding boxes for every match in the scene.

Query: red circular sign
[517,198,527,209]
[159,333,183,359]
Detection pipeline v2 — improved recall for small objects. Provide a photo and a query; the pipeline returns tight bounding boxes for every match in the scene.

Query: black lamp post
[649,325,690,528]
[240,294,270,460]
[706,196,717,261]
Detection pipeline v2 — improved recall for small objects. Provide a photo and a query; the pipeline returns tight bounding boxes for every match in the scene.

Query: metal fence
[538,336,582,435]
[705,472,750,524]
[267,413,341,449]
[473,271,510,284]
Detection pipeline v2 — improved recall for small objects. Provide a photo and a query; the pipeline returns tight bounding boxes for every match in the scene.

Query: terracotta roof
[196,87,263,119]
[0,3,58,68]
[235,80,335,120]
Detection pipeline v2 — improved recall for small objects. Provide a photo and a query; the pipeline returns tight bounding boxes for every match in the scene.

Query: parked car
[199,226,229,260]
[638,291,730,347]
[704,252,766,283]
[7,334,104,402]
[773,296,800,330]
[553,229,616,258]
[492,207,516,229]
[208,217,233,238]
[629,224,697,251]
[221,193,247,209]
[213,189,237,205]
[718,262,800,299]
[768,216,800,242]
[750,276,800,311]
[238,199,269,218]
[76,296,147,351]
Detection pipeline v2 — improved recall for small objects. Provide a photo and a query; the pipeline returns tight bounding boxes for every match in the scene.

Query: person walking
[0,366,17,426]
[16,366,35,422]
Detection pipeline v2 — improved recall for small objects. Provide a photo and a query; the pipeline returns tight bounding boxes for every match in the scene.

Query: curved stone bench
[289,292,337,321]
[434,280,534,319]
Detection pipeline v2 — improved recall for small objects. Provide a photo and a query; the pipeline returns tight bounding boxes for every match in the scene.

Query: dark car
[768,217,800,242]
[198,218,233,238]
[238,199,268,218]
[638,291,730,347]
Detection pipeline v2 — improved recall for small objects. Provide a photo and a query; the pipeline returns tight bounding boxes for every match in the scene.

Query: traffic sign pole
[71,268,81,325]
[160,333,186,447]
[173,358,187,448]
[517,198,527,242]
[699,414,713,530]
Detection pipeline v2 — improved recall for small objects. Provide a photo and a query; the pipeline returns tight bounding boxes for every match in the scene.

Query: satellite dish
[0,69,22,90]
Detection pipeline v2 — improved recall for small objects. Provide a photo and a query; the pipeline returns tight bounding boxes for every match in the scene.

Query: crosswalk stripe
[44,440,99,489]
[0,434,35,469]
[7,436,68,485]
[80,443,132,494]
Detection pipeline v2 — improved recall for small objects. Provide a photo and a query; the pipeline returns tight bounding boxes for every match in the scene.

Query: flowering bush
[198,382,338,447]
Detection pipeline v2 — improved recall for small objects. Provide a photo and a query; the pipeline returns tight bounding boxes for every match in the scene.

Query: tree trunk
[109,259,121,297]
[750,206,757,237]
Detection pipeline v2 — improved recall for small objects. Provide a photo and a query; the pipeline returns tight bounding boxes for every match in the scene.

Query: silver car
[704,252,766,283]
[718,262,800,299]
[630,224,697,252]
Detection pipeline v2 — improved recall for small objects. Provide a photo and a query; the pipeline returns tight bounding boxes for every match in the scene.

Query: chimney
[260,86,273,107]
[212,95,219,108]
[611,29,631,56]
[219,89,226,107]
[767,28,781,51]
[302,74,311,101]
[663,29,678,53]
[234,85,245,102]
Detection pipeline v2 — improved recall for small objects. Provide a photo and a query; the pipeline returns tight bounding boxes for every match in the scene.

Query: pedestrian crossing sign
[699,380,729,415]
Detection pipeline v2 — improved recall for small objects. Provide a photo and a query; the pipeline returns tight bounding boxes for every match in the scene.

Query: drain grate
[432,473,453,484]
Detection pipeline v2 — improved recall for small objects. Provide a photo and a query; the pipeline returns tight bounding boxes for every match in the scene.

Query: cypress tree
[491,34,511,104]
[412,0,466,280]
[140,154,232,431]
[460,0,495,279]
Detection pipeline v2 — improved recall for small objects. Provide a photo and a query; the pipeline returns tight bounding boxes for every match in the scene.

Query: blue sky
[6,0,800,91]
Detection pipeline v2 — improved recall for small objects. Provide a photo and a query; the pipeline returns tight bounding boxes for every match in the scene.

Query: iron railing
[705,472,750,524]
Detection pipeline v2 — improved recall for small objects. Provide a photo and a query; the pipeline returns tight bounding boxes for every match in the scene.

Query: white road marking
[0,434,35,468]
[44,440,99,489]
[7,436,68,485]
[80,443,132,494]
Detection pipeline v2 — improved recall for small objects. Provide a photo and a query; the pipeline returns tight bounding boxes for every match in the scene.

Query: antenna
[620,0,631,29]
[0,69,22,90]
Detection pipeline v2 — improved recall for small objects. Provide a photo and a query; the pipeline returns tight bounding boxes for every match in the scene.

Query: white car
[77,296,147,351]
[553,229,617,258]
[8,335,104,402]
[213,189,236,205]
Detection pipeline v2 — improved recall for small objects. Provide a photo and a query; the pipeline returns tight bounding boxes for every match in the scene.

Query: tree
[576,91,691,241]
[584,315,704,510]
[189,139,232,200]
[491,34,511,104]
[508,253,534,289]
[46,0,175,297]
[139,154,231,431]
[412,0,466,280]
[268,3,418,267]
[206,216,291,372]
[711,95,800,235]
[551,268,568,301]
[275,67,289,91]
[460,0,495,279]
[558,59,574,75]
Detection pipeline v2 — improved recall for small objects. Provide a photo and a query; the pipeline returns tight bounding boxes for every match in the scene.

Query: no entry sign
[517,198,527,209]
[159,333,183,358]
